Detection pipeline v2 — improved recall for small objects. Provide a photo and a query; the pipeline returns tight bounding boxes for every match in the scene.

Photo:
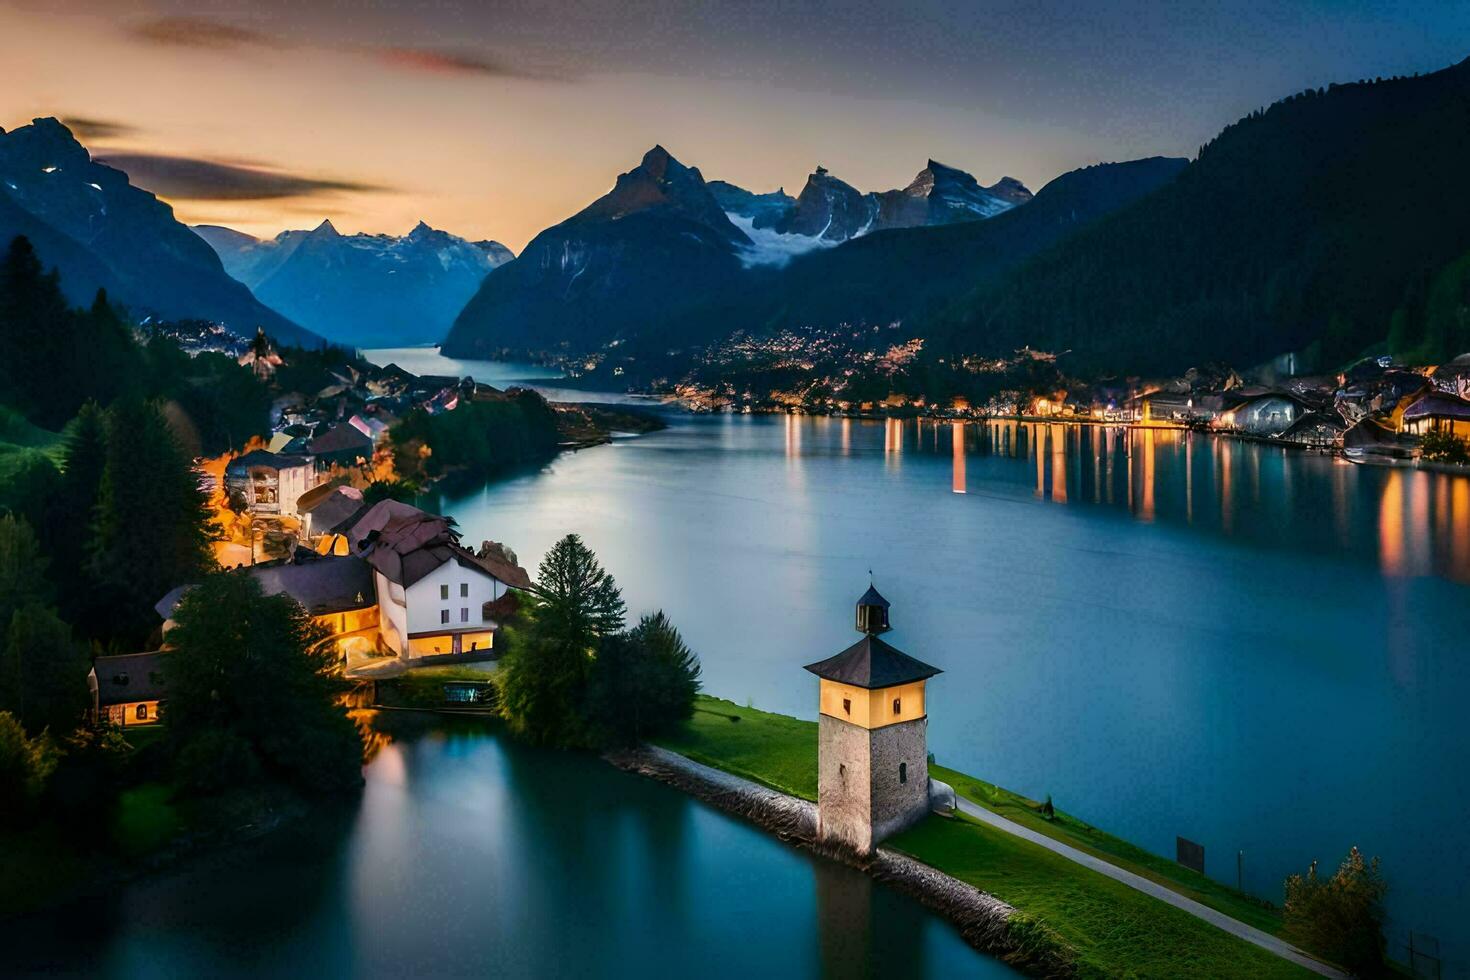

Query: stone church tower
[804,586,942,855]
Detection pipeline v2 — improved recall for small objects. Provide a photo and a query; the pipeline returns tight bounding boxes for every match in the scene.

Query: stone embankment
[604,745,1074,977]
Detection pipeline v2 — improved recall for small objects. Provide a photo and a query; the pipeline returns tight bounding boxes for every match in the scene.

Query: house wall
[817,679,927,730]
[1405,416,1470,439]
[1235,397,1301,434]
[404,560,507,638]
[278,464,317,517]
[105,700,162,727]
[375,570,408,655]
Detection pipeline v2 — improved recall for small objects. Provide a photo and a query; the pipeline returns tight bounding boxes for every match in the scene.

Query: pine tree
[0,604,88,736]
[88,398,213,645]
[48,402,108,598]
[0,236,76,428]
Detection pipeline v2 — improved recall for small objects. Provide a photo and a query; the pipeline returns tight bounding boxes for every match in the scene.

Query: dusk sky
[3,0,1467,250]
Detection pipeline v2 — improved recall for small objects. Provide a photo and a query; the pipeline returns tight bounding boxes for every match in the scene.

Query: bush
[587,612,702,746]
[1283,846,1388,976]
[1420,429,1470,464]
[0,711,57,824]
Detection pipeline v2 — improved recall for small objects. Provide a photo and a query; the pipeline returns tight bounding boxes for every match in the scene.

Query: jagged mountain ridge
[195,219,514,347]
[442,145,754,357]
[0,118,320,345]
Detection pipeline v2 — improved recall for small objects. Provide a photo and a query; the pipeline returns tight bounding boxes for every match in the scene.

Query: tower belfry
[804,585,942,855]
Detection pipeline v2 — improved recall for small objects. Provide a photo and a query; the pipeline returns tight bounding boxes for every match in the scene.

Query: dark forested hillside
[937,57,1470,374]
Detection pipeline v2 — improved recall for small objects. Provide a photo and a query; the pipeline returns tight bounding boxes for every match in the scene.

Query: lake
[9,719,1009,979]
[387,365,1470,974]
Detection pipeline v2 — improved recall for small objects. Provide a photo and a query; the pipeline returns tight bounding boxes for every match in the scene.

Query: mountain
[195,219,514,347]
[760,156,1186,335]
[707,181,795,226]
[593,156,1186,379]
[755,161,1032,244]
[935,58,1470,375]
[0,118,319,346]
[442,145,754,357]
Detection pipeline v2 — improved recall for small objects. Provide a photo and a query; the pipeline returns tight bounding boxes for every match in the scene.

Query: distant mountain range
[0,118,320,347]
[195,220,514,347]
[442,148,1033,358]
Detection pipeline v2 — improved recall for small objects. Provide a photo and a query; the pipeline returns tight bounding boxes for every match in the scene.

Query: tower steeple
[805,585,942,855]
[855,583,891,635]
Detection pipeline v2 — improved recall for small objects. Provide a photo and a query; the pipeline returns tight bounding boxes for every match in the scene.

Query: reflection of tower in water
[813,857,931,980]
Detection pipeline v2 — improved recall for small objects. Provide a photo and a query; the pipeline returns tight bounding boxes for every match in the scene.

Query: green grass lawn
[892,813,1310,979]
[931,764,1285,936]
[656,696,1311,977]
[653,696,818,800]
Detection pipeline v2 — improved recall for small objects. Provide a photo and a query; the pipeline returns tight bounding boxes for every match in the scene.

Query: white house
[347,500,531,661]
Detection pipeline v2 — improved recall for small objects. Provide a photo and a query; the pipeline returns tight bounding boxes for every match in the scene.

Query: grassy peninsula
[655,696,1313,979]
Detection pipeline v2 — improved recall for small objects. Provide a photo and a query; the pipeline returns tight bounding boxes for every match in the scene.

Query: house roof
[93,650,169,705]
[1403,391,1470,422]
[296,484,365,531]
[308,422,374,456]
[248,555,376,614]
[226,448,313,473]
[803,634,941,690]
[1280,412,1346,437]
[350,500,532,590]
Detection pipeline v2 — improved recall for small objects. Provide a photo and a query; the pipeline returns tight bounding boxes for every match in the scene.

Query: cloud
[370,47,566,81]
[59,116,138,142]
[123,16,560,81]
[94,153,388,201]
[128,16,276,49]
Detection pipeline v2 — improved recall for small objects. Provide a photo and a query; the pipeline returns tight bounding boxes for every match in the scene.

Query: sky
[2,0,1467,251]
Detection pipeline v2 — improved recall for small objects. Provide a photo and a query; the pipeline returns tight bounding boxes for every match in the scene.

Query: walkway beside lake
[952,796,1343,978]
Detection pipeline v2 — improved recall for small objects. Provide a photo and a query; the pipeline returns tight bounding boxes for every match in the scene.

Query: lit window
[440,609,450,624]
[893,697,902,715]
[460,583,468,597]
[842,698,851,715]
[136,704,148,721]
[460,608,469,623]
[899,762,907,784]
[440,584,449,600]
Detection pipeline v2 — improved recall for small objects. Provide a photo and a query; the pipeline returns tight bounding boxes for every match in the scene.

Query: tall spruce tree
[0,237,75,428]
[88,398,213,644]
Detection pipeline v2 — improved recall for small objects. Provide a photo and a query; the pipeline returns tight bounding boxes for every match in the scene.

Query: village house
[1216,391,1309,437]
[344,500,531,661]
[1278,411,1347,449]
[89,650,168,727]
[1401,391,1470,439]
[224,449,319,517]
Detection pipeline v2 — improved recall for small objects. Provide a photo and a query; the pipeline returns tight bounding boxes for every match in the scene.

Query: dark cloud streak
[126,15,561,81]
[129,16,277,50]
[95,152,388,201]
[59,116,138,141]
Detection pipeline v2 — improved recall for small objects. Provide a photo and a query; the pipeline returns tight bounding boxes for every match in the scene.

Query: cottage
[225,449,318,517]
[1401,391,1470,439]
[90,651,168,727]
[346,500,531,661]
[1278,412,1346,449]
[1217,392,1308,437]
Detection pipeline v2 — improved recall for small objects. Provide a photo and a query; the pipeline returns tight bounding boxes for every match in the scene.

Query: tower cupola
[855,584,891,635]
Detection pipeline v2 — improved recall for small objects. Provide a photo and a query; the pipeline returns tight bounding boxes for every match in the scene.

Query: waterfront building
[1401,390,1470,439]
[344,500,531,660]
[804,586,942,855]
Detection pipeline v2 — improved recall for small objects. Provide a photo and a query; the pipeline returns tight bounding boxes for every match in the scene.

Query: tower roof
[857,584,890,609]
[803,634,941,689]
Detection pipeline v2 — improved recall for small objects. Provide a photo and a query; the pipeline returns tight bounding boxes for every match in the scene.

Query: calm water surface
[11,719,1008,979]
[412,378,1470,973]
